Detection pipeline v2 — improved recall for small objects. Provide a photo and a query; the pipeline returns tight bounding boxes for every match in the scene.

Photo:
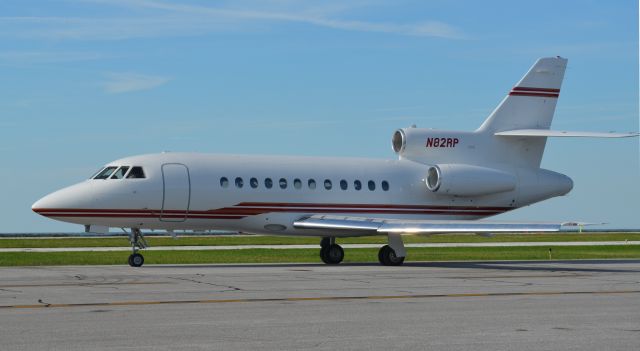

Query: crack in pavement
[168,276,243,292]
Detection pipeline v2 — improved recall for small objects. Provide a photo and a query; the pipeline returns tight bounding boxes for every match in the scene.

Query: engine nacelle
[425,164,517,197]
[391,127,480,165]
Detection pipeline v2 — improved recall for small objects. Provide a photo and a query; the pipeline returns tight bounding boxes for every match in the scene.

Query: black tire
[320,244,344,264]
[320,247,329,263]
[320,237,331,249]
[378,245,405,266]
[129,253,144,267]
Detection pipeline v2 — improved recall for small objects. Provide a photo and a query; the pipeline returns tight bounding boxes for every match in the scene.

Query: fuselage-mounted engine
[424,164,517,197]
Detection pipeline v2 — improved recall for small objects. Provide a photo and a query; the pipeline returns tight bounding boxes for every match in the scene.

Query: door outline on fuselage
[160,163,191,222]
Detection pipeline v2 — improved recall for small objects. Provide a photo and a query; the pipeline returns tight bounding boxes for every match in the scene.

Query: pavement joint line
[1,241,639,252]
[2,290,639,310]
[0,281,170,288]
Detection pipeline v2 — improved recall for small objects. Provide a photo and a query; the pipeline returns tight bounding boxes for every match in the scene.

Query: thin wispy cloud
[0,1,464,40]
[103,73,170,94]
[130,0,464,39]
[0,51,106,63]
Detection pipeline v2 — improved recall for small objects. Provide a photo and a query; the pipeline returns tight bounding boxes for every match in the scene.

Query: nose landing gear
[127,228,147,267]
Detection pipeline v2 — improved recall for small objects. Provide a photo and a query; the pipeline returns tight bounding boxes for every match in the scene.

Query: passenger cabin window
[235,177,244,188]
[94,166,117,180]
[279,178,287,189]
[250,177,259,188]
[340,179,348,190]
[354,180,362,191]
[126,167,146,179]
[265,178,273,189]
[308,179,316,189]
[110,166,130,179]
[294,179,302,189]
[220,177,229,188]
[324,179,332,190]
[368,180,376,191]
[382,180,389,191]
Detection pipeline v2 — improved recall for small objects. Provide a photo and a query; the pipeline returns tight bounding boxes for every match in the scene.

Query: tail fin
[477,57,568,167]
[478,57,567,133]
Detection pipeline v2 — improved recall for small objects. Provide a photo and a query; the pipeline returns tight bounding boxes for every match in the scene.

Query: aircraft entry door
[161,163,191,222]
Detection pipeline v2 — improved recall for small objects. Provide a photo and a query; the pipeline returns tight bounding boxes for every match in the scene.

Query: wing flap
[495,129,639,138]
[293,215,566,234]
[293,215,382,232]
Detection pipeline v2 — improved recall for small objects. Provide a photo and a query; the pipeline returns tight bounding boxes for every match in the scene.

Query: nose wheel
[127,228,148,267]
[128,253,144,267]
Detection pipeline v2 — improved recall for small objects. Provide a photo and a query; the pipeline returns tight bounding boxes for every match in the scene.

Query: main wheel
[320,244,344,264]
[129,253,144,267]
[378,245,405,266]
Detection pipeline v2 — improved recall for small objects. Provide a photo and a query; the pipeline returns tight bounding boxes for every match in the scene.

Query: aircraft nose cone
[32,193,60,217]
[32,182,90,218]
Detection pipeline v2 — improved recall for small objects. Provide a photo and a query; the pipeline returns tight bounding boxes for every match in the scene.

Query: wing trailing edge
[293,215,581,235]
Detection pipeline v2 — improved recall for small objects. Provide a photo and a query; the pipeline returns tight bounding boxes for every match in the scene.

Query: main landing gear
[319,233,407,266]
[319,237,344,264]
[127,228,147,267]
[378,245,405,266]
[378,233,406,266]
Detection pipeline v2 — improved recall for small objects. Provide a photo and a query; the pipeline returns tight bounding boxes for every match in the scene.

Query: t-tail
[392,56,638,169]
[475,56,567,168]
[390,56,638,199]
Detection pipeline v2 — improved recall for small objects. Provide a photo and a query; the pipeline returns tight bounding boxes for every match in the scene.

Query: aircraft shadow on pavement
[150,259,640,273]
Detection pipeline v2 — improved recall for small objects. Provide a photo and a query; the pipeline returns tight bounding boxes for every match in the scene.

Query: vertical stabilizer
[477,57,568,167]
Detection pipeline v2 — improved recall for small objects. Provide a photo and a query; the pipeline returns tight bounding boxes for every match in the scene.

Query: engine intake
[425,164,516,197]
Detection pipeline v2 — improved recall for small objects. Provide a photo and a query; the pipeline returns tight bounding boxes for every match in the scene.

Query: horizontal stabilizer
[495,129,639,138]
[293,215,589,235]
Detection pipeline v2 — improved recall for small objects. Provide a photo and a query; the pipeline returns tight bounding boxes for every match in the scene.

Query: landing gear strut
[378,233,406,266]
[319,237,344,264]
[127,228,147,267]
[378,245,405,266]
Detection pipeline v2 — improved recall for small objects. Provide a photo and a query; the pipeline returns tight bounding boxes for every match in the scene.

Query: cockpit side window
[126,166,146,179]
[110,166,130,179]
[94,166,118,180]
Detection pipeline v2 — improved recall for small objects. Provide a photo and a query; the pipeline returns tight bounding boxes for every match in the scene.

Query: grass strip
[1,233,639,248]
[0,245,638,266]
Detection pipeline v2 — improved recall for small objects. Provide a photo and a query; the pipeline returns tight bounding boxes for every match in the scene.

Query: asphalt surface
[1,260,639,350]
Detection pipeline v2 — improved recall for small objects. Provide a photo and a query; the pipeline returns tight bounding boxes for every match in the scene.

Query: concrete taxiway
[1,260,639,350]
[1,241,638,252]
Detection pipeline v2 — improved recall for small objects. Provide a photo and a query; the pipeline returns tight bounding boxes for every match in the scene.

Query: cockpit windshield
[93,166,118,180]
[110,166,130,179]
[93,165,145,180]
[89,168,105,179]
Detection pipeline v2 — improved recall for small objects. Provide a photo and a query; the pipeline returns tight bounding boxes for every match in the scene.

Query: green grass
[1,232,639,248]
[0,245,638,266]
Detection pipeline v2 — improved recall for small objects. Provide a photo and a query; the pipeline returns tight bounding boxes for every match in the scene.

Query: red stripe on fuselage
[34,202,512,220]
[234,202,512,211]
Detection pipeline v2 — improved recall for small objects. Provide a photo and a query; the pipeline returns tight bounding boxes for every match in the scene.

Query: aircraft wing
[293,215,581,234]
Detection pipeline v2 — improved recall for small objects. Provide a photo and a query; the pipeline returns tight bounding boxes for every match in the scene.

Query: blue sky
[0,0,638,232]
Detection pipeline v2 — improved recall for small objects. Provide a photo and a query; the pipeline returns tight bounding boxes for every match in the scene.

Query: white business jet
[32,57,638,267]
